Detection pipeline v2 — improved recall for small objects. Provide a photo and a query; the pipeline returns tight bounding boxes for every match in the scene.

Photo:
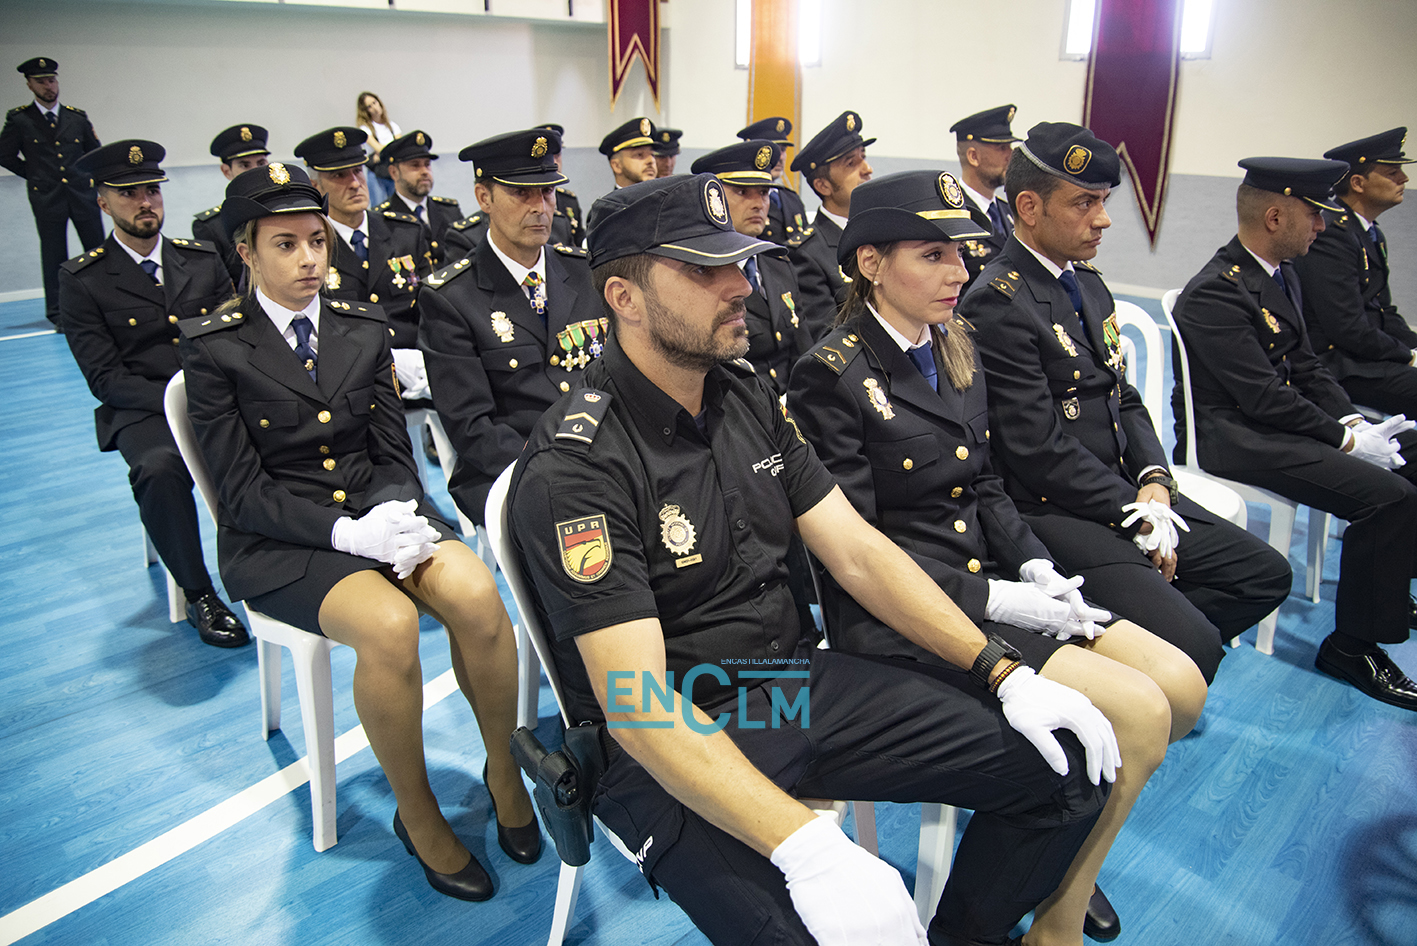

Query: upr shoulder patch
[557,514,612,583]
[811,329,863,375]
[555,387,612,445]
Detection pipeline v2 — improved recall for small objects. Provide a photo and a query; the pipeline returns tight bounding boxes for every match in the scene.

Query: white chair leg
[165,568,185,624]
[425,412,458,480]
[1252,501,1297,656]
[1305,509,1330,603]
[914,804,957,927]
[517,622,541,730]
[256,633,283,739]
[291,634,339,852]
[143,527,159,566]
[476,524,498,576]
[547,861,584,946]
[851,801,878,856]
[406,413,433,492]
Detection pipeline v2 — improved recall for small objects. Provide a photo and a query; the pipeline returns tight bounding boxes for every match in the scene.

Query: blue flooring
[1,297,1414,946]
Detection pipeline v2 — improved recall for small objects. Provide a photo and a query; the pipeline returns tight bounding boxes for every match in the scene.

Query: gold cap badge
[268,162,290,185]
[415,131,426,146]
[532,136,548,158]
[704,179,729,226]
[128,145,143,165]
[755,146,772,170]
[640,118,651,137]
[846,113,857,132]
[333,130,347,148]
[1007,106,1016,122]
[240,126,252,142]
[775,119,786,133]
[1064,145,1091,175]
[938,172,965,208]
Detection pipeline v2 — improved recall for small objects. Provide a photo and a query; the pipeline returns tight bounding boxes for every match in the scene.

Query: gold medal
[491,311,515,343]
[863,378,895,420]
[1262,308,1280,334]
[1053,323,1078,357]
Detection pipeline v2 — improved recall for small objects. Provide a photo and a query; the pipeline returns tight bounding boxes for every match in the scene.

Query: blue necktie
[987,200,1006,236]
[907,343,938,393]
[744,255,763,297]
[1273,265,1300,312]
[414,204,426,227]
[350,228,368,263]
[139,259,160,285]
[1058,270,1083,313]
[1370,222,1387,262]
[292,316,317,382]
[769,189,781,208]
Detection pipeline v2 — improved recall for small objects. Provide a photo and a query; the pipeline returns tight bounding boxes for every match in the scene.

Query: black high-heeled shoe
[392,810,494,901]
[483,761,543,864]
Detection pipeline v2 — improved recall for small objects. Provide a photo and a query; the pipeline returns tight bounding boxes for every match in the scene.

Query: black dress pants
[34,192,105,322]
[113,413,210,592]
[591,646,1108,946]
[1338,363,1417,422]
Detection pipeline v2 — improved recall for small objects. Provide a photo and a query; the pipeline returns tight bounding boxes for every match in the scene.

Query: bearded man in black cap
[652,126,682,178]
[598,116,659,188]
[0,57,104,326]
[788,110,874,340]
[1292,128,1417,418]
[949,105,1021,291]
[1171,154,1417,711]
[372,129,463,268]
[58,139,247,647]
[737,116,808,245]
[417,128,601,532]
[193,123,271,284]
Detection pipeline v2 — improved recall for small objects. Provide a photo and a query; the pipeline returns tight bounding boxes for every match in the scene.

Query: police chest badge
[1062,397,1081,420]
[491,311,515,343]
[863,378,895,420]
[1052,323,1079,357]
[1261,308,1280,334]
[558,515,612,583]
[659,504,702,568]
[325,266,342,291]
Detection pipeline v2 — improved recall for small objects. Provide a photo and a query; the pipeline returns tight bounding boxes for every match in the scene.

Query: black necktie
[744,255,763,297]
[139,260,160,285]
[414,205,427,228]
[1370,222,1387,263]
[350,229,368,263]
[1058,270,1083,313]
[987,200,1006,236]
[1273,265,1300,312]
[292,316,317,382]
[46,110,57,129]
[907,343,938,393]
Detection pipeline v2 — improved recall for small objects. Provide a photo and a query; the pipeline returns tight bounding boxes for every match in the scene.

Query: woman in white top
[356,91,400,204]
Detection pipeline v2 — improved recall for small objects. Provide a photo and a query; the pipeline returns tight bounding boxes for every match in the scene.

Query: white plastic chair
[484,465,847,945]
[142,527,185,624]
[165,372,341,852]
[1158,290,1329,653]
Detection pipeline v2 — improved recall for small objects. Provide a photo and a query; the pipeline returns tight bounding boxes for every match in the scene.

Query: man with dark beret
[192,123,271,284]
[1171,153,1417,711]
[737,115,809,245]
[1293,128,1417,417]
[58,139,247,647]
[949,104,1021,292]
[598,116,659,188]
[652,126,682,178]
[371,129,463,268]
[0,57,105,326]
[788,110,874,340]
[961,122,1292,691]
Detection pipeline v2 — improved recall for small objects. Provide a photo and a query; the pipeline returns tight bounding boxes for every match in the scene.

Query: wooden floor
[1,295,1414,946]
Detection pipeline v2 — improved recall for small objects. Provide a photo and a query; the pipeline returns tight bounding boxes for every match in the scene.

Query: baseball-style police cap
[1017,122,1121,190]
[1238,157,1349,212]
[459,128,567,187]
[383,129,438,165]
[1324,127,1415,170]
[652,127,683,157]
[790,110,876,174]
[586,174,778,269]
[75,140,169,188]
[737,116,793,146]
[838,171,992,265]
[294,126,368,173]
[599,117,657,156]
[219,162,327,239]
[18,57,58,78]
[950,105,1021,144]
[690,140,781,185]
[210,124,270,163]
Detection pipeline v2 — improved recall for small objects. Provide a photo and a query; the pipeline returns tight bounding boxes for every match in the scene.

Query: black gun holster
[510,723,610,867]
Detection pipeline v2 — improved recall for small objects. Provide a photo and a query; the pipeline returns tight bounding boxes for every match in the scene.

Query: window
[1061,0,1216,61]
[735,0,823,69]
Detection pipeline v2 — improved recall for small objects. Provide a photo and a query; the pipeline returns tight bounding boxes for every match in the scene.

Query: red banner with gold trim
[608,0,660,110]
[1082,0,1181,246]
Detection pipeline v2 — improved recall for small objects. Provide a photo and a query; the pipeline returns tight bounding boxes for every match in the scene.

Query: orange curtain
[747,0,801,188]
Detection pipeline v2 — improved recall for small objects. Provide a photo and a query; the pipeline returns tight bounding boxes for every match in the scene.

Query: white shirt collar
[1240,242,1279,277]
[962,181,996,213]
[34,100,58,117]
[487,233,545,289]
[113,233,164,277]
[1350,207,1375,231]
[256,286,322,338]
[396,192,429,218]
[328,211,368,247]
[1016,236,1072,280]
[868,301,929,350]
[818,206,849,231]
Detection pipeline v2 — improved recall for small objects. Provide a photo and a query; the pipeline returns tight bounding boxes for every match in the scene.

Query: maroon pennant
[1082,0,1181,246]
[608,0,661,110]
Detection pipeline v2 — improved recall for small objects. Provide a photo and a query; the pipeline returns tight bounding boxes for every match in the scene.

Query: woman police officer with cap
[788,170,1207,946]
[177,162,540,901]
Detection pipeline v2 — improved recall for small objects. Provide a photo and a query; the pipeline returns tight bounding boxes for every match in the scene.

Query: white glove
[1120,499,1190,559]
[392,538,441,579]
[1349,425,1406,470]
[391,347,431,401]
[986,579,1076,638]
[996,666,1121,786]
[770,816,927,946]
[332,499,441,568]
[1017,559,1112,640]
[1366,413,1416,439]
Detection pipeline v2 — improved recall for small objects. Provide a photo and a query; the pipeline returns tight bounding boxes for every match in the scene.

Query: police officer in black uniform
[961,123,1292,685]
[193,123,272,285]
[1293,128,1417,417]
[599,116,659,188]
[949,105,1020,292]
[59,139,247,647]
[1171,156,1417,711]
[371,129,463,268]
[737,116,809,245]
[690,139,809,397]
[789,110,875,341]
[535,123,586,246]
[418,128,601,527]
[509,173,1119,946]
[652,125,682,179]
[0,57,105,325]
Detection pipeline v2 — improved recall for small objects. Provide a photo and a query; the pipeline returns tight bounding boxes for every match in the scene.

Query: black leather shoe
[393,810,493,901]
[484,761,542,864]
[1084,883,1121,941]
[1316,635,1417,711]
[185,592,250,648]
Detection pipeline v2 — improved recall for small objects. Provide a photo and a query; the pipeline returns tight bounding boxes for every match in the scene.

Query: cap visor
[613,136,655,152]
[490,170,570,187]
[99,173,169,187]
[1304,195,1345,212]
[717,170,775,184]
[307,157,367,172]
[650,230,779,266]
[1377,156,1417,165]
[224,148,270,161]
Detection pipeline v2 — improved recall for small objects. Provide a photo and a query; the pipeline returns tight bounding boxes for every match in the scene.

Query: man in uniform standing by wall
[192,123,271,285]
[0,58,104,327]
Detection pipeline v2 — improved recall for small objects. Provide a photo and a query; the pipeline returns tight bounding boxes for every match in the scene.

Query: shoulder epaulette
[1220,263,1241,284]
[1074,260,1102,274]
[988,271,1020,298]
[193,204,221,222]
[61,245,106,273]
[450,214,483,230]
[785,229,809,249]
[382,209,418,225]
[552,243,588,258]
[556,186,576,198]
[327,299,386,321]
[811,329,864,375]
[62,104,86,114]
[1330,212,1352,230]
[555,388,612,445]
[797,226,816,241]
[8,105,25,116]
[169,237,217,253]
[430,194,459,206]
[723,357,758,379]
[179,308,249,338]
[423,255,473,289]
[371,199,393,213]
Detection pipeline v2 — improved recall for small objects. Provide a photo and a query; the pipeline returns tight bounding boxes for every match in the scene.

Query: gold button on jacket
[318,410,332,423]
[333,489,347,502]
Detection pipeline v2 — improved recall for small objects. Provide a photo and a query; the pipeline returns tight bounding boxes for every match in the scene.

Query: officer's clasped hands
[332,499,441,578]
[1347,413,1414,470]
[987,560,1111,640]
[770,816,928,946]
[996,668,1121,785]
[1120,500,1190,559]
[1019,558,1112,640]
